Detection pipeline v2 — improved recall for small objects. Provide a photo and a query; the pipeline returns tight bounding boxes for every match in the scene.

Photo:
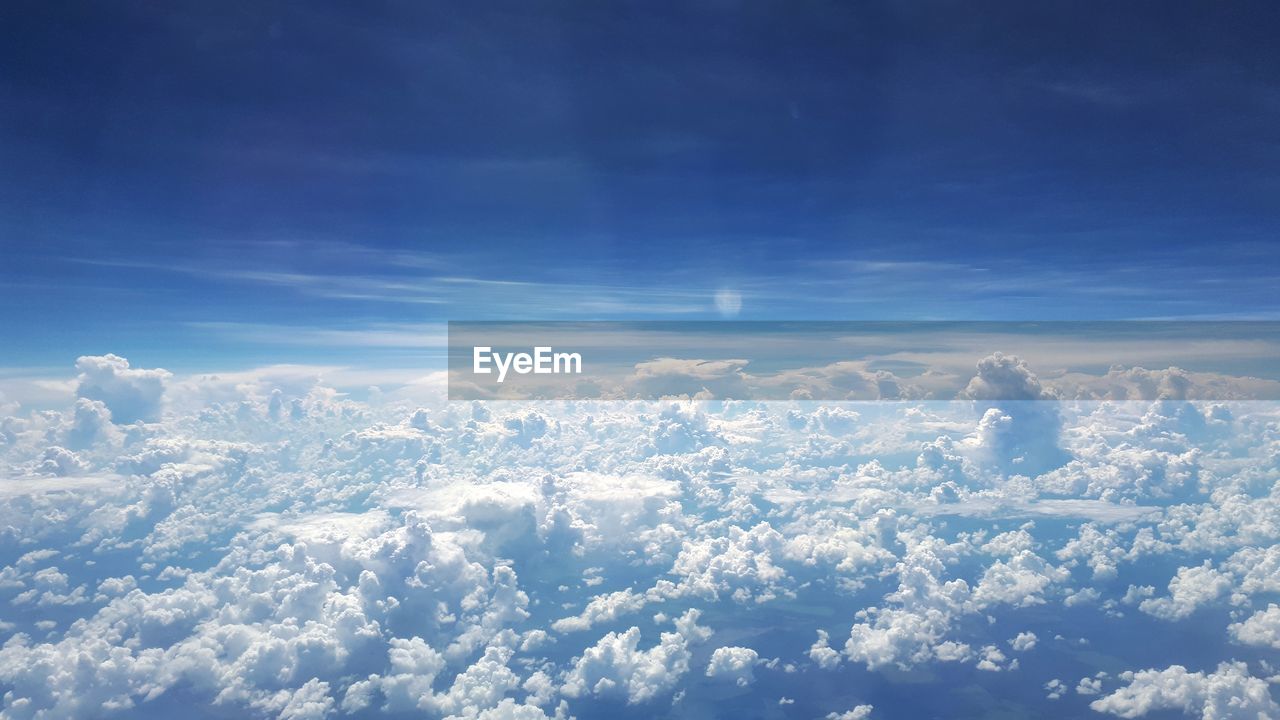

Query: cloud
[809,630,842,669]
[959,353,1052,402]
[843,541,971,671]
[1009,631,1037,652]
[975,645,1016,672]
[75,354,170,423]
[1090,662,1280,719]
[1228,604,1280,649]
[63,398,115,450]
[275,679,334,720]
[561,609,711,704]
[1139,562,1232,621]
[972,550,1068,608]
[667,522,790,603]
[2,352,1280,718]
[1077,676,1104,695]
[551,588,648,634]
[705,646,758,686]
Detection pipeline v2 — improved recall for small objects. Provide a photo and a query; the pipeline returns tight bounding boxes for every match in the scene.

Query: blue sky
[3,2,1280,370]
[5,8,1280,718]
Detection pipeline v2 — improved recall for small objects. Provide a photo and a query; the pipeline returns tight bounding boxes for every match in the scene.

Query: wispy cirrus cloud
[66,251,726,316]
[190,322,447,348]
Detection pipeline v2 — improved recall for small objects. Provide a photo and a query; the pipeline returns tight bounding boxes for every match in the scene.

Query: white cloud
[1139,563,1232,621]
[667,522,790,604]
[705,646,758,686]
[1077,676,1103,695]
[959,353,1052,402]
[75,354,170,423]
[1228,604,1280,649]
[2,353,1280,718]
[561,609,711,704]
[275,679,334,720]
[972,550,1068,608]
[551,588,647,634]
[1009,631,1037,652]
[975,644,1016,672]
[1090,662,1280,719]
[809,630,842,669]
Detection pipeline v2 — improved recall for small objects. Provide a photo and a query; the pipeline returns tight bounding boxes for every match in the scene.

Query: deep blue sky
[3,1,1279,369]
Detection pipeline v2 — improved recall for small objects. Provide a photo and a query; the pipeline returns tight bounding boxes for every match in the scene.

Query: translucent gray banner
[447,321,1280,401]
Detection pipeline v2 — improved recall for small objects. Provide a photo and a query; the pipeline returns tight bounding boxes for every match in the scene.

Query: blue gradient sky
[3,2,1279,370]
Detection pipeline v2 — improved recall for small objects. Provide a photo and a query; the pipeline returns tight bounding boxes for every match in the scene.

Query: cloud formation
[0,354,1277,718]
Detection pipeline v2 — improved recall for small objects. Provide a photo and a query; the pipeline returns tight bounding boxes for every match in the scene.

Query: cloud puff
[75,354,170,423]
[551,588,648,634]
[668,522,790,603]
[972,550,1068,608]
[809,630,842,669]
[1090,662,1280,719]
[1228,604,1280,649]
[561,609,711,704]
[705,646,758,686]
[960,353,1052,402]
[1077,676,1104,695]
[975,644,1016,672]
[843,542,971,671]
[1009,631,1037,652]
[1139,562,1232,621]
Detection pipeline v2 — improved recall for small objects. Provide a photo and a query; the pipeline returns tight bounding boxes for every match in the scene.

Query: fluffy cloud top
[561,610,710,704]
[75,354,170,423]
[0,354,1277,718]
[1228,604,1280,649]
[705,645,758,686]
[1090,662,1280,719]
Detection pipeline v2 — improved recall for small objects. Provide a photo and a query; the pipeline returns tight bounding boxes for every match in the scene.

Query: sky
[3,1,1280,371]
[5,7,1280,720]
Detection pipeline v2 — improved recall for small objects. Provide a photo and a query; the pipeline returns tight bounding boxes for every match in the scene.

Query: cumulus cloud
[1009,631,1037,652]
[0,353,1278,718]
[1090,662,1280,719]
[960,353,1052,402]
[561,609,711,704]
[972,550,1068,608]
[843,542,971,671]
[810,630,842,669]
[551,588,648,634]
[975,644,1016,672]
[960,353,1068,473]
[1228,604,1280,649]
[1077,676,1104,695]
[1139,562,1232,621]
[75,354,170,423]
[705,646,758,686]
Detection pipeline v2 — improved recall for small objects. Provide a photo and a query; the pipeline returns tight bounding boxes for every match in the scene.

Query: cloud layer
[0,354,1277,719]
